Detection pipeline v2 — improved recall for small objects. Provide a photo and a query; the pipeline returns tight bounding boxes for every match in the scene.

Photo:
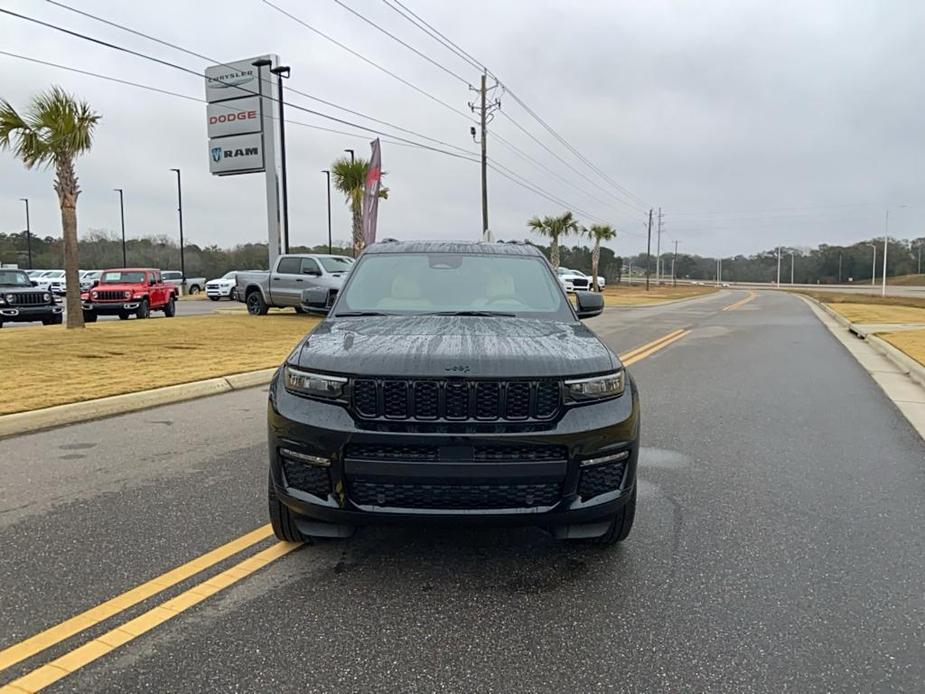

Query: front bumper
[206,285,234,297]
[0,305,63,321]
[82,301,140,314]
[268,372,640,530]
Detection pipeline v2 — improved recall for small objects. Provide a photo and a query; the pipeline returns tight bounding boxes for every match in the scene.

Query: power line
[0,9,481,159]
[330,0,471,85]
[360,1,649,210]
[379,0,483,72]
[388,0,486,71]
[259,0,476,123]
[0,49,479,161]
[43,0,475,157]
[497,110,648,214]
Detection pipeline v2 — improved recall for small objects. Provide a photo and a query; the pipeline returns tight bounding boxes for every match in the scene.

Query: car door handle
[296,278,303,282]
[272,276,280,281]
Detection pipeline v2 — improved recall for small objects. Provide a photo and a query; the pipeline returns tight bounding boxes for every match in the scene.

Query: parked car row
[0,268,63,327]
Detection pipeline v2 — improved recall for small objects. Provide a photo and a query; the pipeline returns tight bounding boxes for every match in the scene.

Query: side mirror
[301,286,335,314]
[92,279,100,288]
[31,280,38,287]
[574,291,604,319]
[303,268,321,277]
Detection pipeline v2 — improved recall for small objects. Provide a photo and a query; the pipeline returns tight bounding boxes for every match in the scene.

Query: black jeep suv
[0,269,63,327]
[267,241,640,546]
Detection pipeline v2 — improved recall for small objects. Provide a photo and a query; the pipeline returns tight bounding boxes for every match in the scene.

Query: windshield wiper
[424,310,517,317]
[334,311,395,317]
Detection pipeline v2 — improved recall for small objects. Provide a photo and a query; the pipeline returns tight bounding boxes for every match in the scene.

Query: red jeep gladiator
[80,268,178,322]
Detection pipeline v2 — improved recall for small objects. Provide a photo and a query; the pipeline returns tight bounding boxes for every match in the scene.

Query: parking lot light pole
[169,169,185,286]
[322,169,332,255]
[114,188,126,266]
[869,244,876,285]
[19,198,32,269]
[344,148,354,163]
[271,65,291,253]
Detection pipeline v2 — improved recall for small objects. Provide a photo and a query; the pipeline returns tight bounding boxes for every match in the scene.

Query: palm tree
[583,224,617,291]
[330,156,388,256]
[527,211,579,269]
[1,87,99,329]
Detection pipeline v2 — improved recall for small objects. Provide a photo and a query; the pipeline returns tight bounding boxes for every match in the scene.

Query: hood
[87,283,143,294]
[294,315,616,379]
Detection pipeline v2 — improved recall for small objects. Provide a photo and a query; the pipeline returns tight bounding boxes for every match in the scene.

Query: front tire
[83,311,97,323]
[118,312,129,320]
[136,298,150,320]
[246,290,269,315]
[209,295,220,301]
[592,488,636,546]
[268,473,308,543]
[188,284,201,295]
[163,297,176,317]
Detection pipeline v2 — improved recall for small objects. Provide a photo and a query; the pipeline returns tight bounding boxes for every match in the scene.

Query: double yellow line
[721,291,757,312]
[0,527,299,693]
[1,328,694,693]
[620,328,691,366]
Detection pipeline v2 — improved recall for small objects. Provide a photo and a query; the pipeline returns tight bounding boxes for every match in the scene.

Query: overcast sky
[1,0,923,261]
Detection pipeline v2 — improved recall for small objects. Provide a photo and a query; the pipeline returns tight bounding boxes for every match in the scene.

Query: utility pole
[918,243,922,275]
[672,239,678,287]
[469,70,500,241]
[645,209,653,291]
[114,188,126,266]
[170,169,185,285]
[271,64,291,253]
[654,207,663,285]
[870,244,876,286]
[790,251,795,284]
[776,247,781,287]
[20,198,32,269]
[838,252,843,284]
[322,170,332,255]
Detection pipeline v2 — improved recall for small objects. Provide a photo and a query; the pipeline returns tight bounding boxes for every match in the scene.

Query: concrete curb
[797,294,925,391]
[0,367,277,439]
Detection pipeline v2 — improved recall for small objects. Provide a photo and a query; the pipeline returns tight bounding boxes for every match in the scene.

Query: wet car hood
[294,315,617,378]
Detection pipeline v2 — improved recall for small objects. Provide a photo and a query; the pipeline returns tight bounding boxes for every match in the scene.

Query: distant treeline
[2,229,922,283]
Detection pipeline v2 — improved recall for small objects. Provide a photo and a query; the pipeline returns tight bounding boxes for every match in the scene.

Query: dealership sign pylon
[204,56,283,264]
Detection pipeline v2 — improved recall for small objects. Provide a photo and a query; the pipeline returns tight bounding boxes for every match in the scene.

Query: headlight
[284,365,347,400]
[91,291,98,299]
[564,370,625,402]
[43,292,51,302]
[124,290,132,299]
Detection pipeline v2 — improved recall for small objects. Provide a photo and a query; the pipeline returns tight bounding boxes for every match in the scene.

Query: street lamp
[114,188,126,266]
[344,148,355,163]
[272,64,291,252]
[19,198,32,269]
[868,243,877,286]
[322,169,332,255]
[169,168,185,286]
[882,205,909,297]
[790,251,795,284]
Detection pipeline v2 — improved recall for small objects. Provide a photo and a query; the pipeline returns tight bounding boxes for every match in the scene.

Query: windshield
[0,270,32,287]
[221,271,236,279]
[318,256,354,273]
[335,253,573,320]
[100,271,146,284]
[42,270,64,278]
[163,272,181,280]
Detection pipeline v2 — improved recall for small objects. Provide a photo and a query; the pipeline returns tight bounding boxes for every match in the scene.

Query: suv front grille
[96,290,126,302]
[351,379,561,421]
[578,461,626,499]
[348,478,561,510]
[7,292,46,306]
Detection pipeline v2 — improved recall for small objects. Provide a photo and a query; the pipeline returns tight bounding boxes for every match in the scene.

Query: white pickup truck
[235,254,354,315]
[162,271,207,295]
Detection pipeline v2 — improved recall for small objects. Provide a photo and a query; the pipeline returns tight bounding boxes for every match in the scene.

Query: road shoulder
[799,295,925,440]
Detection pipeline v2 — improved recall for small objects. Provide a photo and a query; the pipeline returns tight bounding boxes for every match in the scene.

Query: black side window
[277,257,301,274]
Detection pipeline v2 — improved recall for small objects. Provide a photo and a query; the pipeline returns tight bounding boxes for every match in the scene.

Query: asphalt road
[2,291,923,692]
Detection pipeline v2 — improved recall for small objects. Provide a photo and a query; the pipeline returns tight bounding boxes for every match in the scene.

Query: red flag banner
[361,138,382,248]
